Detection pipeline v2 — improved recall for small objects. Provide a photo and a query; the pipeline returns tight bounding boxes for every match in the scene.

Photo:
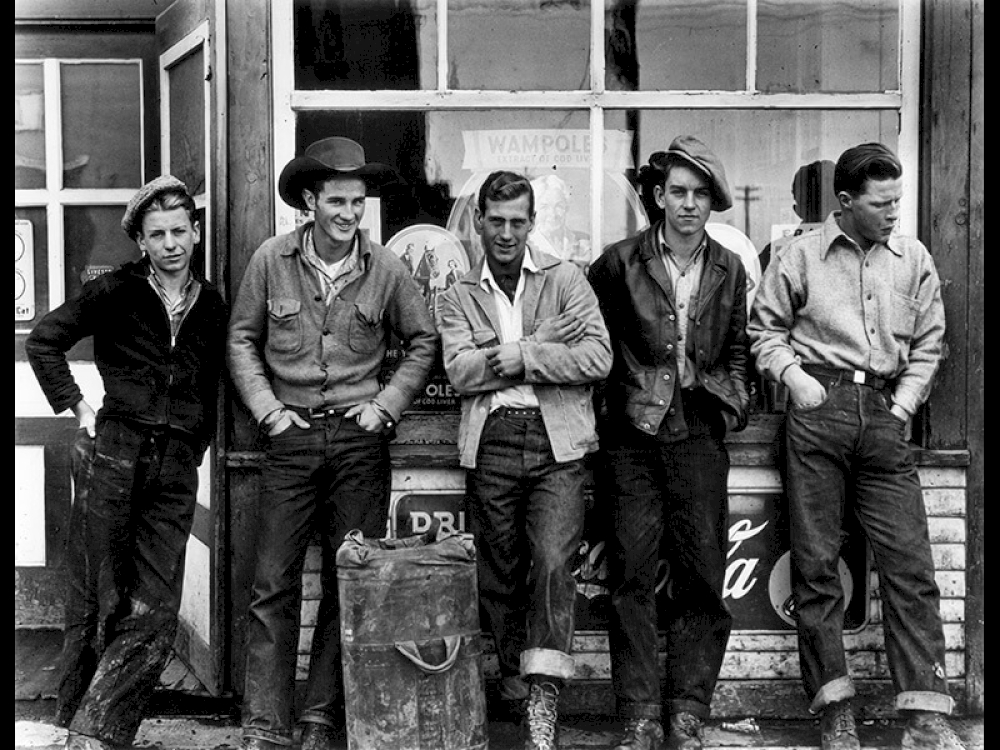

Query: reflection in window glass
[449,0,590,90]
[168,49,207,195]
[64,207,141,301]
[15,63,46,190]
[295,0,434,90]
[608,109,897,256]
[758,0,898,93]
[298,109,646,270]
[607,0,745,91]
[62,63,143,189]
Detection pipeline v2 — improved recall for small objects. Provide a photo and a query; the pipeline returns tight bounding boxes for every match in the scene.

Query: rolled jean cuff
[896,691,955,715]
[242,728,294,746]
[809,676,856,714]
[299,714,338,729]
[618,701,662,721]
[520,648,575,681]
[667,699,711,721]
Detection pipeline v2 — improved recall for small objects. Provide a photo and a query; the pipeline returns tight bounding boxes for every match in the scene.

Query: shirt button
[641,422,650,430]
[666,344,674,351]
[658,399,665,405]
[668,314,676,321]
[679,302,685,309]
[663,374,670,381]
[669,408,676,415]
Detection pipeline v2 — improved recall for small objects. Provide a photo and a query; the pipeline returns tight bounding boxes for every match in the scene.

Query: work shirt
[748,211,946,416]
[660,229,706,389]
[148,269,200,348]
[479,250,541,411]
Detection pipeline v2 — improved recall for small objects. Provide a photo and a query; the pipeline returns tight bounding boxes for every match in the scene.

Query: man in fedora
[26,175,228,750]
[228,136,438,750]
[588,136,750,750]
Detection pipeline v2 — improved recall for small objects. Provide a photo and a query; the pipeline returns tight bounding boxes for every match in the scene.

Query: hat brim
[278,156,403,210]
[665,149,732,212]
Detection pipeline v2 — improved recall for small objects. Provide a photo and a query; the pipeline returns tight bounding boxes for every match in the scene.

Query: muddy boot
[613,718,665,750]
[523,681,559,750]
[664,711,704,750]
[819,700,860,750]
[901,711,967,750]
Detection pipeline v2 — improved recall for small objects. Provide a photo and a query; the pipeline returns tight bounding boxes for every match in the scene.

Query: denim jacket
[437,248,612,468]
[588,223,750,440]
[227,224,438,424]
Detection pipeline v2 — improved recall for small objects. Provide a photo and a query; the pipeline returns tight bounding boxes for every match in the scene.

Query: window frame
[14,57,146,332]
[271,0,921,244]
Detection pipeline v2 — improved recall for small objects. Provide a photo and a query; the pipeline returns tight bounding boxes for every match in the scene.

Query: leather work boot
[664,711,705,749]
[901,711,967,750]
[239,739,285,750]
[523,681,560,750]
[613,718,665,750]
[300,722,340,750]
[65,732,116,750]
[819,700,860,750]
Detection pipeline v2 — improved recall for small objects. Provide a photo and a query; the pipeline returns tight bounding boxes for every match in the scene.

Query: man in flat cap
[26,175,228,750]
[588,136,749,750]
[749,142,963,750]
[228,136,437,750]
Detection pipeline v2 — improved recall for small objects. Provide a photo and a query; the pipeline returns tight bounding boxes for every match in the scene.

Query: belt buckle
[851,370,866,385]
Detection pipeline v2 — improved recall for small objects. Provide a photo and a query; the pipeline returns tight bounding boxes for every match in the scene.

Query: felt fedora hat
[650,135,733,212]
[278,136,400,210]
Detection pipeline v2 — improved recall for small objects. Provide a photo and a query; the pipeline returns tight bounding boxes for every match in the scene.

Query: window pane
[294,0,435,90]
[758,0,898,93]
[15,63,46,189]
[64,206,141,301]
[607,0,746,91]
[167,49,206,195]
[62,63,143,188]
[449,0,591,90]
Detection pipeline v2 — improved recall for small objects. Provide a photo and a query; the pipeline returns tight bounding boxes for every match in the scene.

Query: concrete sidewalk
[14,711,985,750]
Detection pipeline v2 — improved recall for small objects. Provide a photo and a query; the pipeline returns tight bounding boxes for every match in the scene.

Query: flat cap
[121,174,190,239]
[660,135,733,212]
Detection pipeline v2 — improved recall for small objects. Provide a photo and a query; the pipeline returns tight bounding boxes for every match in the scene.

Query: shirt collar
[479,244,540,291]
[658,226,707,259]
[820,210,904,260]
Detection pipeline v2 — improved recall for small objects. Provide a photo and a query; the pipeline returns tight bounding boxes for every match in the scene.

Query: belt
[490,406,542,418]
[290,405,353,420]
[802,365,891,390]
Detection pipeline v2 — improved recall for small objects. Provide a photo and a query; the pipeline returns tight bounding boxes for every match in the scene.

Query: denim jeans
[466,409,586,689]
[784,378,953,714]
[605,390,733,722]
[58,420,199,747]
[241,413,390,746]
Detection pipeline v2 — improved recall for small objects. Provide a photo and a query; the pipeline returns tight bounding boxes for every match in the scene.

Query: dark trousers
[466,409,586,691]
[784,380,952,714]
[241,414,390,746]
[57,420,199,747]
[606,391,733,721]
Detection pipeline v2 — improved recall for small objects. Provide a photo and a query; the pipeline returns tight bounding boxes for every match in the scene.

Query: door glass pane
[295,0,436,90]
[606,0,746,91]
[62,63,143,188]
[64,206,141,301]
[168,48,207,195]
[15,63,46,189]
[758,0,899,93]
[449,0,591,90]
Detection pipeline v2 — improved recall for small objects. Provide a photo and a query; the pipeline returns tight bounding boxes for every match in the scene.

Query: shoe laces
[674,711,704,739]
[619,718,664,745]
[824,702,857,738]
[526,682,558,750]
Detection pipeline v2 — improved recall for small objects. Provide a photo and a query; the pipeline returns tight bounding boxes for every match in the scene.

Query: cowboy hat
[278,136,400,210]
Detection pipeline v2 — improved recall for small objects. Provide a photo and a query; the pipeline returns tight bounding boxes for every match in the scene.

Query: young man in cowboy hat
[588,136,750,750]
[26,175,228,750]
[228,136,438,750]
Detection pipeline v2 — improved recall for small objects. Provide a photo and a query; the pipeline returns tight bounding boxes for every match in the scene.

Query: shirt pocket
[349,302,385,354]
[889,290,920,343]
[267,298,302,353]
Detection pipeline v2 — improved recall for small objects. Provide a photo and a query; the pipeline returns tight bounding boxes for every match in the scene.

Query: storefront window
[15,63,46,190]
[166,48,207,195]
[758,0,898,93]
[62,63,143,188]
[615,0,746,91]
[294,0,434,90]
[449,0,591,90]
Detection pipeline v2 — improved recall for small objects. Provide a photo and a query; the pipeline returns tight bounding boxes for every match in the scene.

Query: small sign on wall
[15,219,35,321]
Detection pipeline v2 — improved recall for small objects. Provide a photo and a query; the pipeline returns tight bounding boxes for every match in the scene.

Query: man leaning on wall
[227,136,437,750]
[748,141,964,750]
[25,175,229,750]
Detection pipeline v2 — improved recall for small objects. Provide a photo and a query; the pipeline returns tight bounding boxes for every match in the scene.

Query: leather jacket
[588,223,749,440]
